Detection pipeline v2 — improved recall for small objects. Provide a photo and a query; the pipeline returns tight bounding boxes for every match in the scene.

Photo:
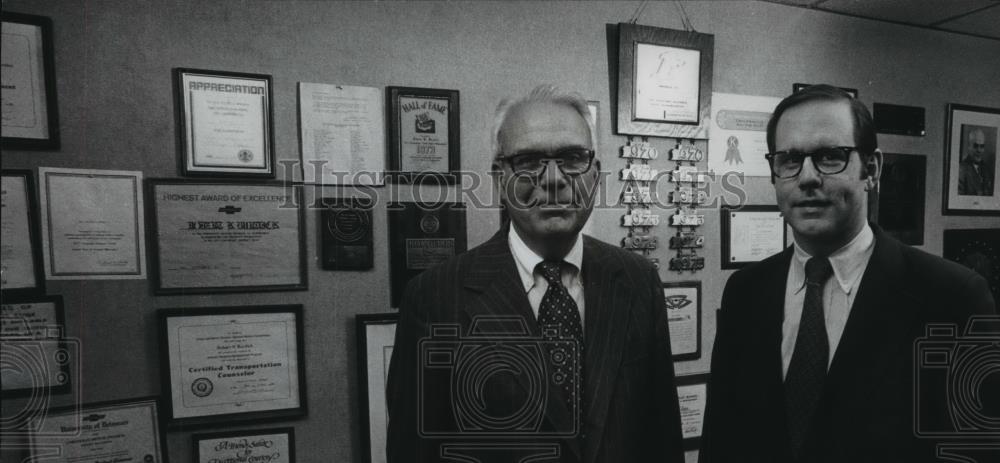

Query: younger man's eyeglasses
[764,146,858,179]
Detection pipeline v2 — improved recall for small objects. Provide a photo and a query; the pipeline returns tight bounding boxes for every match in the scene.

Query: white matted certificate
[634,42,700,123]
[299,83,384,185]
[708,92,781,177]
[194,427,295,463]
[721,205,786,269]
[676,374,709,449]
[38,168,146,280]
[663,281,701,360]
[28,397,165,462]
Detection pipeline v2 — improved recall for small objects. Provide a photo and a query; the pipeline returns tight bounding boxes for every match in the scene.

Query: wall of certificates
[2,1,998,463]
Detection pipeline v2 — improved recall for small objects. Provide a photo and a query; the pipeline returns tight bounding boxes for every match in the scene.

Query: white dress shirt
[781,224,875,378]
[508,226,585,328]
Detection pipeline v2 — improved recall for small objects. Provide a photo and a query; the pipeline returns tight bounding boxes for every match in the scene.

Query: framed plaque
[388,202,467,307]
[28,397,165,462]
[676,373,709,451]
[318,196,374,271]
[357,313,398,463]
[1,12,60,150]
[194,427,295,463]
[2,170,45,296]
[877,153,926,245]
[159,305,306,428]
[386,86,460,184]
[1,295,73,397]
[663,281,701,361]
[943,104,1000,215]
[943,228,1000,305]
[720,205,786,269]
[616,23,713,139]
[147,179,306,294]
[175,68,275,177]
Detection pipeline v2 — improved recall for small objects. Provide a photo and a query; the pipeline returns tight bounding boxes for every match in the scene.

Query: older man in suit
[699,85,996,463]
[386,85,684,463]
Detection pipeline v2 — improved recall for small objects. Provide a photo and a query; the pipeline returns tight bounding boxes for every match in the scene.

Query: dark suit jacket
[699,227,996,463]
[958,159,994,196]
[386,229,685,463]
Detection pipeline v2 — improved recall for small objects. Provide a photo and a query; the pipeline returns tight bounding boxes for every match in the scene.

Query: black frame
[356,313,399,463]
[876,153,926,245]
[27,396,166,461]
[1,12,60,150]
[792,83,858,98]
[174,68,276,178]
[616,23,714,139]
[720,205,787,269]
[675,373,710,451]
[0,295,69,397]
[942,103,1000,216]
[663,281,702,361]
[319,196,374,271]
[192,427,295,463]
[942,228,1000,305]
[158,305,307,429]
[386,86,460,184]
[1,170,46,297]
[146,179,307,294]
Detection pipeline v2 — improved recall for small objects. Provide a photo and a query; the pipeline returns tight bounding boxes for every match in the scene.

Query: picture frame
[1,170,46,297]
[616,23,713,139]
[386,86,460,184]
[663,281,701,361]
[319,196,374,271]
[676,373,710,451]
[876,153,926,245]
[1,295,71,397]
[174,68,276,178]
[193,427,296,463]
[159,305,307,428]
[1,12,60,150]
[27,396,166,462]
[356,313,399,463]
[942,103,1000,215]
[720,205,786,269]
[147,179,307,294]
[942,228,1000,305]
[792,83,858,99]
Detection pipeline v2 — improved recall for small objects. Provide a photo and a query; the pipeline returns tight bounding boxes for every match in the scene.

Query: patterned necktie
[536,261,584,429]
[785,256,833,459]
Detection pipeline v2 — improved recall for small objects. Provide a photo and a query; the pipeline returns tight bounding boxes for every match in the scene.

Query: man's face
[773,100,874,251]
[968,131,986,163]
[495,102,599,250]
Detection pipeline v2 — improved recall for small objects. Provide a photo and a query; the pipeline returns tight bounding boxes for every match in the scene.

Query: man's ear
[865,149,883,190]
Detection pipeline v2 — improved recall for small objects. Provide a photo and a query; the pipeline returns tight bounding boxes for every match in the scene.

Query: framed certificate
[2,170,45,296]
[663,281,700,361]
[1,12,60,150]
[28,397,165,462]
[616,23,713,139]
[386,86,460,184]
[193,427,295,463]
[357,313,398,463]
[388,202,467,307]
[1,295,73,397]
[675,373,709,451]
[175,68,275,177]
[147,180,307,294]
[943,103,1000,215]
[299,82,385,185]
[159,305,306,428]
[720,205,786,269]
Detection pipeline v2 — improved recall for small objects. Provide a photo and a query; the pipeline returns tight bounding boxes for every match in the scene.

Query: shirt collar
[790,223,875,295]
[508,226,583,292]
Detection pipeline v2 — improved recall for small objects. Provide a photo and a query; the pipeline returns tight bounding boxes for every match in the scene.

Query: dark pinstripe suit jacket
[385,228,685,463]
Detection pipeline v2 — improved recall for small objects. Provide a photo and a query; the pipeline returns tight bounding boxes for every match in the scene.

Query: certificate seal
[238,149,254,163]
[419,214,440,234]
[191,377,214,397]
[328,209,369,242]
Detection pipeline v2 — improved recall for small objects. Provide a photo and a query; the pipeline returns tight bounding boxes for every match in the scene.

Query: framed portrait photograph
[676,373,709,451]
[943,228,1000,305]
[720,205,786,269]
[159,305,306,428]
[663,281,701,361]
[193,427,295,463]
[386,86,460,184]
[28,397,165,462]
[147,179,307,294]
[1,12,60,150]
[2,170,45,296]
[616,23,713,139]
[943,104,1000,215]
[1,295,72,397]
[357,313,399,463]
[174,68,275,177]
[876,153,926,245]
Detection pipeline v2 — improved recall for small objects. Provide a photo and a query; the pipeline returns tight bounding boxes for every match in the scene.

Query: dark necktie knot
[805,257,833,286]
[538,261,563,286]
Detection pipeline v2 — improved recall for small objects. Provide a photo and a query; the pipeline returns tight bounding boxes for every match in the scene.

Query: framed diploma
[175,68,275,177]
[663,281,700,361]
[38,168,146,280]
[943,103,1000,215]
[357,313,398,463]
[28,397,166,462]
[877,153,926,245]
[319,196,374,271]
[675,373,709,451]
[159,305,306,428]
[299,82,385,185]
[193,427,295,463]
[2,170,45,296]
[1,295,73,397]
[720,205,786,269]
[616,23,713,139]
[148,180,307,294]
[388,202,467,307]
[1,12,60,150]
[386,86,460,184]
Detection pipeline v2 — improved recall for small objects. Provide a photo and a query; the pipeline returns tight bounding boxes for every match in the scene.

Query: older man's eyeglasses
[501,148,595,176]
[765,146,857,179]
